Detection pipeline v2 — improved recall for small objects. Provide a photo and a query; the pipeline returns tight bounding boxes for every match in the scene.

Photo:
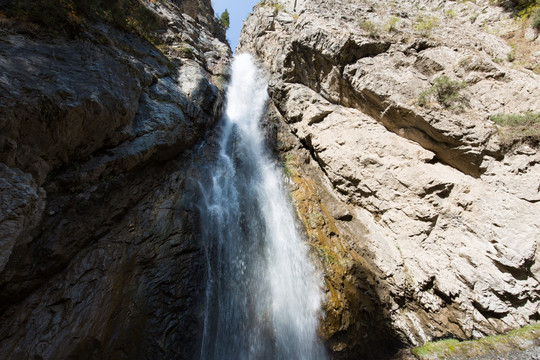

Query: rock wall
[239,0,540,358]
[2,0,540,358]
[0,1,230,358]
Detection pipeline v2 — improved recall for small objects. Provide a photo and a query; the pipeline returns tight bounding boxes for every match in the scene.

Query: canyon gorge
[1,0,540,359]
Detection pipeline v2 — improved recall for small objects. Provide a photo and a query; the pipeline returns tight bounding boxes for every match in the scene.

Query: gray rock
[0,164,45,273]
[0,0,231,358]
[525,28,538,42]
[239,0,540,358]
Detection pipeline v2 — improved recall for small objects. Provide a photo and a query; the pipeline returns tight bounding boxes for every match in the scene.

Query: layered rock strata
[239,0,540,358]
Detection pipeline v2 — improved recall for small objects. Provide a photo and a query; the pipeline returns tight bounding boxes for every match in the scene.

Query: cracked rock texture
[0,0,230,359]
[239,0,540,358]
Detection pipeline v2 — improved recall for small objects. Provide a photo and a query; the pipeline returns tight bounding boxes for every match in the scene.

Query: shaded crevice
[423,182,454,199]
[270,101,331,180]
[280,44,494,177]
[298,136,330,178]
[354,89,486,178]
[491,258,534,282]
[520,197,540,204]
[433,287,457,305]
[472,300,508,319]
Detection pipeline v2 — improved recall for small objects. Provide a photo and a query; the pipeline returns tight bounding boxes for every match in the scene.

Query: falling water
[198,54,327,359]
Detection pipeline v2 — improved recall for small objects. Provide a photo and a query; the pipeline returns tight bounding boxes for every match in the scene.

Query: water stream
[198,54,327,359]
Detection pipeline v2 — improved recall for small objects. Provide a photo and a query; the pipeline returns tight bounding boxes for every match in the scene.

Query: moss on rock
[412,323,540,359]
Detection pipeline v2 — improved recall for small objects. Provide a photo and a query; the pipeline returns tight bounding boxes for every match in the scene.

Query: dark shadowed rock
[0,0,231,358]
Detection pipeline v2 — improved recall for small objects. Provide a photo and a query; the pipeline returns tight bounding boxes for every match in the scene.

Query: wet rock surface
[0,0,230,358]
[239,0,540,359]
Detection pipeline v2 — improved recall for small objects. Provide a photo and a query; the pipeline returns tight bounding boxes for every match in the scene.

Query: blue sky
[211,0,259,51]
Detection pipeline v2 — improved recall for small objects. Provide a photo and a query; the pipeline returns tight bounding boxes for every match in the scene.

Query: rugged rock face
[239,0,540,358]
[0,1,230,358]
[2,0,540,358]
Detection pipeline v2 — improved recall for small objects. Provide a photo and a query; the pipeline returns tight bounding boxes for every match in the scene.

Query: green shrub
[532,7,540,29]
[359,19,379,38]
[122,0,164,43]
[491,112,540,144]
[491,112,540,127]
[418,76,467,109]
[281,153,295,178]
[385,15,400,32]
[272,3,284,12]
[413,324,540,359]
[490,112,540,144]
[219,8,230,29]
[414,15,439,37]
[507,50,516,62]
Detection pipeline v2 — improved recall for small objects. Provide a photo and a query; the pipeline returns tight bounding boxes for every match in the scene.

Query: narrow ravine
[197,54,327,359]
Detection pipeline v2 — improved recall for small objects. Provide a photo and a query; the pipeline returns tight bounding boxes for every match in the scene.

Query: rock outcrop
[239,0,540,358]
[2,0,540,358]
[0,0,230,358]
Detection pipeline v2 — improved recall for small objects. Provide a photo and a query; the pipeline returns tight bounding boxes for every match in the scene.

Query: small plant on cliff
[413,15,439,37]
[254,0,284,13]
[385,15,400,32]
[413,324,540,359]
[281,153,295,178]
[490,111,540,144]
[218,8,230,29]
[358,19,379,38]
[418,76,467,110]
[507,49,516,62]
[532,7,540,29]
[272,3,284,13]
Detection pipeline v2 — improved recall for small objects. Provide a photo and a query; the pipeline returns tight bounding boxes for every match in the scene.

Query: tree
[219,8,229,29]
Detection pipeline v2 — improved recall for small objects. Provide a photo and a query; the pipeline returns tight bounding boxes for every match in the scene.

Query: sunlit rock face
[0,1,230,358]
[2,0,540,358]
[239,0,540,358]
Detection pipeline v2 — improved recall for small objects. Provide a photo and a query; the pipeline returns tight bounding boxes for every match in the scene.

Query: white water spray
[198,54,326,359]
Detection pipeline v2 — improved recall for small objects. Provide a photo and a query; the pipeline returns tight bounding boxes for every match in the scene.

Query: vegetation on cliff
[533,8,540,29]
[491,111,540,145]
[218,8,229,29]
[417,76,467,110]
[491,0,540,73]
[412,323,540,359]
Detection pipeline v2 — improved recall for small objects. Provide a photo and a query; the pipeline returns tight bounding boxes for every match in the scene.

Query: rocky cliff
[0,0,230,358]
[239,0,540,358]
[2,0,540,358]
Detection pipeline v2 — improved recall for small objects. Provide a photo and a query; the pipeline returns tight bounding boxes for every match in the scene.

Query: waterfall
[198,54,327,360]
